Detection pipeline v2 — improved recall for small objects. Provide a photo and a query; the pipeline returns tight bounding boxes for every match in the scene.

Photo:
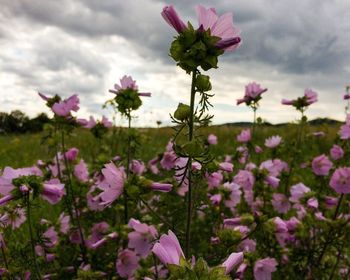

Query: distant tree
[26,113,51,132]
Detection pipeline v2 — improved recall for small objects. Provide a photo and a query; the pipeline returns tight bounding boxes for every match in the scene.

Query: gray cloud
[0,0,349,125]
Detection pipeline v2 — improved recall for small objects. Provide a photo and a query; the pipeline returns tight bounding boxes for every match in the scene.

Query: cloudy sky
[1,0,349,126]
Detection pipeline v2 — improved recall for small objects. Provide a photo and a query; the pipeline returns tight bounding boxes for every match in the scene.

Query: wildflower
[221,252,244,274]
[237,82,267,106]
[265,135,282,148]
[152,230,185,265]
[237,129,251,143]
[150,182,173,192]
[128,219,158,257]
[42,179,65,205]
[289,183,310,203]
[329,167,350,194]
[207,134,218,145]
[254,258,278,280]
[74,159,89,183]
[116,249,140,278]
[311,154,333,176]
[96,163,126,206]
[330,145,344,160]
[52,94,80,117]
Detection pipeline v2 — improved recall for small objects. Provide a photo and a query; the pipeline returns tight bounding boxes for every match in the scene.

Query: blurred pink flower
[272,193,290,214]
[207,134,218,145]
[330,145,344,160]
[330,167,350,194]
[150,182,173,192]
[74,159,89,183]
[116,249,140,278]
[42,179,65,205]
[237,129,251,143]
[265,135,282,148]
[289,183,310,203]
[221,252,244,274]
[128,218,158,257]
[254,258,278,280]
[237,82,267,105]
[311,154,333,176]
[52,94,80,117]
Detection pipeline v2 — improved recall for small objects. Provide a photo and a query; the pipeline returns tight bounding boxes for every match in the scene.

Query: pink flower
[281,99,294,105]
[42,179,65,205]
[223,182,241,209]
[237,82,267,105]
[344,93,350,100]
[43,227,58,248]
[160,151,177,170]
[329,167,350,194]
[65,148,79,161]
[77,116,97,129]
[219,162,234,172]
[96,163,126,206]
[101,116,113,128]
[237,129,251,143]
[207,134,218,145]
[207,171,223,189]
[307,197,319,209]
[130,160,146,175]
[109,75,151,97]
[289,183,310,203]
[116,249,140,278]
[264,135,282,148]
[330,145,344,160]
[152,230,185,265]
[74,159,89,183]
[58,213,70,234]
[221,252,244,274]
[254,258,278,280]
[272,193,290,214]
[52,94,80,117]
[339,123,350,139]
[311,154,333,176]
[304,88,318,105]
[210,193,222,205]
[0,194,14,206]
[162,5,241,51]
[0,208,26,229]
[86,222,109,249]
[150,182,173,192]
[161,5,187,34]
[128,219,158,257]
[196,5,241,51]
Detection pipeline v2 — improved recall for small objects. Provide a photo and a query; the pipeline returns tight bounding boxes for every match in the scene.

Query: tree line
[0,110,50,134]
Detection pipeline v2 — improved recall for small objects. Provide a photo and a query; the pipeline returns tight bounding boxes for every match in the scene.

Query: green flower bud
[174,103,191,121]
[182,140,202,157]
[240,214,254,225]
[195,74,212,92]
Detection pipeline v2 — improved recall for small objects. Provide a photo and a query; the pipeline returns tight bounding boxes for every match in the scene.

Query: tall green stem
[313,194,344,272]
[61,132,87,262]
[1,240,8,270]
[26,196,41,279]
[185,69,197,257]
[124,113,132,225]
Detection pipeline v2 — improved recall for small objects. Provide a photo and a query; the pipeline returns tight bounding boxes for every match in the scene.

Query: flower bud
[174,103,191,121]
[195,74,212,92]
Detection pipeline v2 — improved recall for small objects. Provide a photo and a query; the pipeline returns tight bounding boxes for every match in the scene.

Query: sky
[0,0,349,127]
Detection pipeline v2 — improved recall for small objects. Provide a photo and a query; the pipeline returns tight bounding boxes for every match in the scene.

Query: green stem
[185,69,197,257]
[124,113,132,225]
[61,132,87,263]
[26,196,41,279]
[1,242,8,270]
[252,106,257,140]
[314,194,344,270]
